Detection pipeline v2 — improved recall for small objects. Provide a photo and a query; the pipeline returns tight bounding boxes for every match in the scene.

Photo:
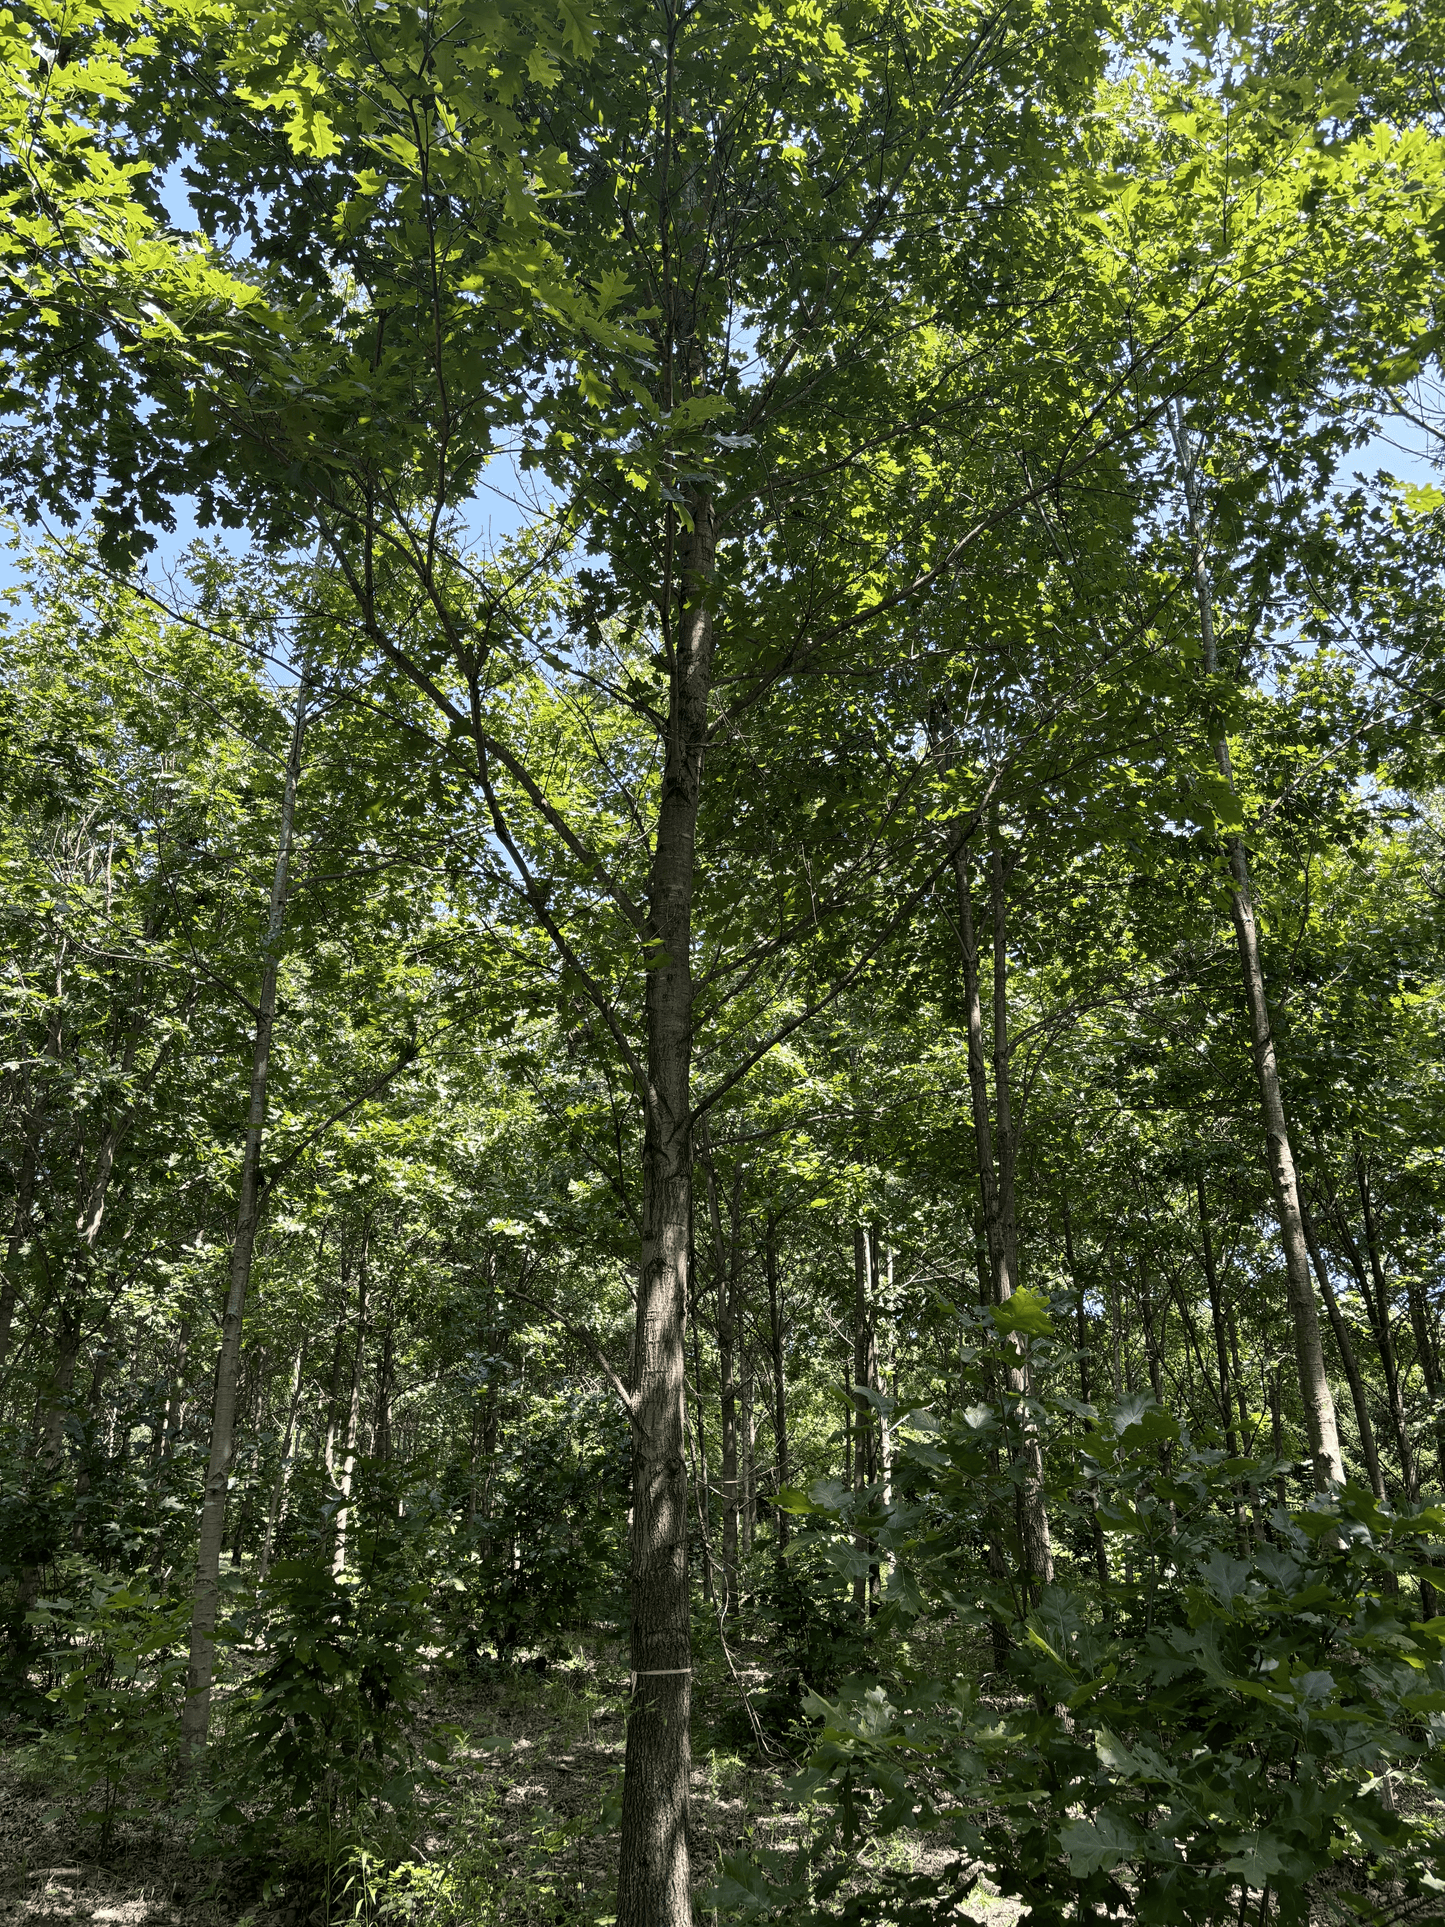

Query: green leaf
[991,1288,1053,1339]
[1060,1810,1142,1874]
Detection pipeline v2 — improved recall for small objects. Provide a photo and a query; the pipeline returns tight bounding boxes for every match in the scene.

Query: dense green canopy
[3,0,1445,1920]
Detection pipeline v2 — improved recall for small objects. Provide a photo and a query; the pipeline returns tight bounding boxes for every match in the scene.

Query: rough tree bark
[180,664,312,1760]
[616,490,715,1927]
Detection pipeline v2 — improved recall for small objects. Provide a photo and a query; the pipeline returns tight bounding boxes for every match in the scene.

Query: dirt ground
[0,1637,1012,1927]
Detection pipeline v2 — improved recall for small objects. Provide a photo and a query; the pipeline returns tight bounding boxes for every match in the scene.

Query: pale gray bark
[333,1251,368,1576]
[160,1315,192,1461]
[1197,1176,1258,1546]
[1299,1193,1385,1502]
[927,742,1052,1592]
[1319,1167,1414,1497]
[1170,403,1342,1490]
[703,1145,741,1612]
[373,1315,394,1467]
[1063,1199,1111,1594]
[739,1348,754,1559]
[259,1338,307,1580]
[765,1216,788,1557]
[938,803,1007,1302]
[323,1288,348,1481]
[689,1280,714,1602]
[983,832,1052,1590]
[1197,1179,1237,1455]
[1357,1146,1444,1490]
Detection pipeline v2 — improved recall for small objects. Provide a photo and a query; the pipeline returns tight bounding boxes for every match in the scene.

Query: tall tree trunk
[259,1338,307,1581]
[5,989,64,1396]
[1062,1196,1090,1407]
[1357,1144,1444,1490]
[1138,1262,1176,1531]
[1198,1175,1253,1549]
[323,1279,348,1481]
[928,751,1053,1594]
[1171,403,1342,1491]
[481,1360,499,1526]
[334,1232,369,1576]
[39,1016,142,1468]
[985,832,1052,1591]
[1299,1193,1385,1502]
[876,1236,894,1591]
[74,1026,140,1250]
[740,1348,754,1559]
[852,1222,876,1618]
[73,1324,115,1551]
[0,1138,38,1380]
[1224,1299,1269,1541]
[766,1215,788,1558]
[988,818,1021,1295]
[1063,1197,1110,1597]
[704,1151,741,1614]
[181,665,312,1761]
[466,1402,481,1529]
[373,1313,394,1467]
[842,1368,852,1489]
[688,1278,714,1603]
[1269,1365,1289,1509]
[40,1305,82,1472]
[1140,1263,1166,1411]
[1321,1173,1415,1499]
[1227,865,1341,1488]
[1198,1177,1237,1455]
[616,490,714,1927]
[926,737,1006,1304]
[161,1315,192,1461]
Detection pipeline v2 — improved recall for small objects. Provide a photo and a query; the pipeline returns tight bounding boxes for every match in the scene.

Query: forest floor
[0,1631,1016,1927]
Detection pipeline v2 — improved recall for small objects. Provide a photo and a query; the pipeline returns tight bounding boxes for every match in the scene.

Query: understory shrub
[714,1304,1445,1927]
[198,1466,454,1877]
[22,1569,188,1848]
